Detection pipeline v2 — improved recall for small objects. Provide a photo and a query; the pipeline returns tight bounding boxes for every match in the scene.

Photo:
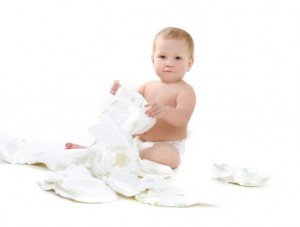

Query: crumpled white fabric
[135,174,202,207]
[38,164,118,203]
[98,87,156,136]
[212,162,270,187]
[0,87,202,207]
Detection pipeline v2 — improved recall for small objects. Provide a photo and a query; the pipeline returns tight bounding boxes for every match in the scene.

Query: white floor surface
[1,0,300,226]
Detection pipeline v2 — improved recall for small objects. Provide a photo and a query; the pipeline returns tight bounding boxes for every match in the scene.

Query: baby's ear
[151,55,154,64]
[187,58,194,72]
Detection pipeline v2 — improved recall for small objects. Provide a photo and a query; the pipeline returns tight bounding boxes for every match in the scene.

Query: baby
[66,27,196,169]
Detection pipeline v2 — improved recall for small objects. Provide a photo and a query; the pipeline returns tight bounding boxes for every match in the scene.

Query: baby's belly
[140,124,187,142]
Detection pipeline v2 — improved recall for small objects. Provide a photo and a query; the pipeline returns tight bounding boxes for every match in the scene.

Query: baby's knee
[166,144,180,167]
[153,143,181,168]
[139,142,181,168]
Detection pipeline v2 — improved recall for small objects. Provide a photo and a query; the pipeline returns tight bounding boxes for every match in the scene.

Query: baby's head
[152,27,194,60]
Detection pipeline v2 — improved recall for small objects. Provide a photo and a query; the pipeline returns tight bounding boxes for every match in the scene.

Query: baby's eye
[159,55,166,59]
[175,56,182,60]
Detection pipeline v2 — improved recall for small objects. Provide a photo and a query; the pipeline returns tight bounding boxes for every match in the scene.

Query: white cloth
[212,162,270,187]
[0,87,202,207]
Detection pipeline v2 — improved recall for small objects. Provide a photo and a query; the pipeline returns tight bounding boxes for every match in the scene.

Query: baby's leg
[139,142,180,169]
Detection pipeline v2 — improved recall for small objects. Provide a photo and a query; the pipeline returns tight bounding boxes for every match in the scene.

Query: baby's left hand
[144,101,167,119]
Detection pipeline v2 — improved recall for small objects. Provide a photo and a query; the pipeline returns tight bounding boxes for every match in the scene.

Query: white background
[0,0,299,226]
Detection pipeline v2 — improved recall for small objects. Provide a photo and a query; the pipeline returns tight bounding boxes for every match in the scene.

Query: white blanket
[0,87,202,207]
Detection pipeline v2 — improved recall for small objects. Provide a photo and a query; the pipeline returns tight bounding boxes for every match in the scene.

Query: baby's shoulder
[178,80,195,91]
[144,80,159,85]
[143,80,161,89]
[177,81,196,99]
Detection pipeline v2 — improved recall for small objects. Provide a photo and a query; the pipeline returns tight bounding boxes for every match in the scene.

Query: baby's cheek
[154,59,165,66]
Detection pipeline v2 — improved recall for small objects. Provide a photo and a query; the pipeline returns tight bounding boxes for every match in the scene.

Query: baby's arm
[137,82,146,96]
[145,85,196,127]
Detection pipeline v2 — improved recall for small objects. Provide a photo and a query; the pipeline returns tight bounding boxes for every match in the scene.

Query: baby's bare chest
[144,85,180,107]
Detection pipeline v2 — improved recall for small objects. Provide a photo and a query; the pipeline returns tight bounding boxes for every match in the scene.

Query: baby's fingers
[144,101,157,108]
[114,80,121,87]
[110,80,121,95]
[144,102,160,118]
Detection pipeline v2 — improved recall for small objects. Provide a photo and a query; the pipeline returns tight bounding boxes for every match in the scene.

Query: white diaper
[0,86,205,207]
[134,137,186,157]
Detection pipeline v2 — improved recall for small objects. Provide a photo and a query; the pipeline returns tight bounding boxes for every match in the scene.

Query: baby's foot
[65,142,86,149]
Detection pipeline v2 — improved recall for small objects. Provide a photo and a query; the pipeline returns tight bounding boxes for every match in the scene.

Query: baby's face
[152,38,193,83]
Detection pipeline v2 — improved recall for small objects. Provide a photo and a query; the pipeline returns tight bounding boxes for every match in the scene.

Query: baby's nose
[166,59,174,67]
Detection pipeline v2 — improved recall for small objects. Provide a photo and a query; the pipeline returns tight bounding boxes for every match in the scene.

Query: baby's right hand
[110,80,121,95]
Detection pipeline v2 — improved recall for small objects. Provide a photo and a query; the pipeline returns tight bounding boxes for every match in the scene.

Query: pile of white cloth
[0,87,202,207]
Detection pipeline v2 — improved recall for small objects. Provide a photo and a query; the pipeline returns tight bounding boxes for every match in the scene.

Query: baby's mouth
[164,70,174,73]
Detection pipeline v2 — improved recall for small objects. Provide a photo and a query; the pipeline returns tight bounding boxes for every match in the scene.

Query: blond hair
[152,27,194,59]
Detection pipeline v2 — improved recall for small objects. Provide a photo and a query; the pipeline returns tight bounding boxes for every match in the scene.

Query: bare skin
[65,143,86,149]
[66,37,196,169]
